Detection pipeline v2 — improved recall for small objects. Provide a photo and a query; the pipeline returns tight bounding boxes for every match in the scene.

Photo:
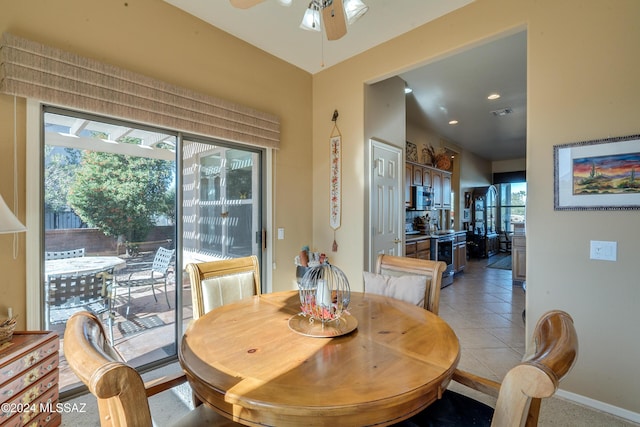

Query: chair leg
[150,283,158,303]
[164,279,171,308]
[127,286,132,318]
[108,312,114,345]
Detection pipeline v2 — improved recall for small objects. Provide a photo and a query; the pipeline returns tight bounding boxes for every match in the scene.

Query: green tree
[68,151,173,242]
[44,146,81,212]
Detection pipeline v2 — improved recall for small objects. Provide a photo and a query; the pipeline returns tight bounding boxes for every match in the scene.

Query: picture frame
[554,134,640,210]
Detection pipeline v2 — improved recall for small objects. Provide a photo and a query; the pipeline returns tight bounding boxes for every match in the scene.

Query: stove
[431,234,455,288]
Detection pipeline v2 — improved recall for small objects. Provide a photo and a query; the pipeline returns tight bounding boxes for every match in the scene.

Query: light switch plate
[277,228,285,240]
[590,240,617,261]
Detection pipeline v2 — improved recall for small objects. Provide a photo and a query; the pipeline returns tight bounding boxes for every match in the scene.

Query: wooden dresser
[0,332,60,427]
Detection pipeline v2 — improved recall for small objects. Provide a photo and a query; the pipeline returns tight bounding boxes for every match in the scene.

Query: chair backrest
[64,311,150,427]
[186,255,261,320]
[374,254,446,314]
[48,270,110,308]
[45,248,85,260]
[492,310,578,427]
[151,247,175,274]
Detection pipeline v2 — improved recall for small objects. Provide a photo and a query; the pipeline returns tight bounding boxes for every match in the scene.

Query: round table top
[45,256,126,276]
[180,291,460,427]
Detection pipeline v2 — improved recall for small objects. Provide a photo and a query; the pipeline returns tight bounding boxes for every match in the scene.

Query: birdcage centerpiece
[289,264,357,337]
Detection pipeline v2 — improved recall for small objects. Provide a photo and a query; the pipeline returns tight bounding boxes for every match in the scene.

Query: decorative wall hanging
[554,134,640,210]
[329,110,342,251]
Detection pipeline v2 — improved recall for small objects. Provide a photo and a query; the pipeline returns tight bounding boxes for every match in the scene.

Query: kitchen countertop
[405,230,466,242]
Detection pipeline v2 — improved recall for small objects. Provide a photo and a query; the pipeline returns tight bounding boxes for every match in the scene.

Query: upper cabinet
[405,161,452,210]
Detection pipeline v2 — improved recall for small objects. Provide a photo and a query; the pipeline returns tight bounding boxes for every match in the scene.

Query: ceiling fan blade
[322,0,347,40]
[229,0,265,9]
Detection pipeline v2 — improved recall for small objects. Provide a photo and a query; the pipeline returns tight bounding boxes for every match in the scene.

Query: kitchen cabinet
[512,223,526,283]
[432,171,442,207]
[469,185,499,258]
[405,163,412,208]
[454,231,466,273]
[422,168,432,189]
[405,161,451,210]
[442,173,451,208]
[405,236,430,260]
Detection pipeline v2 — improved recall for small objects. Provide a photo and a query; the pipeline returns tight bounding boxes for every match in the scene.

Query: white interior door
[369,139,403,269]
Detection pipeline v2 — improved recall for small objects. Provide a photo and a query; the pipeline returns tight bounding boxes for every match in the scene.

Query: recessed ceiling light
[449,120,459,125]
[488,93,501,100]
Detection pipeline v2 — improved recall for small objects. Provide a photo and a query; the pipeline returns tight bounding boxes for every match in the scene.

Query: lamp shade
[0,195,26,234]
[343,0,369,24]
[300,6,321,31]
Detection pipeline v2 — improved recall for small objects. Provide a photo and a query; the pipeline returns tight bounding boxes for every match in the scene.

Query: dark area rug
[487,255,512,270]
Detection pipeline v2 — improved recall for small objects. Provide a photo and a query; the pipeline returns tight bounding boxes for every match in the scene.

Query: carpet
[118,314,165,336]
[487,255,512,270]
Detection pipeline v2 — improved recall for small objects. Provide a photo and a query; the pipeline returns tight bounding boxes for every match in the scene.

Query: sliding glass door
[42,107,264,396]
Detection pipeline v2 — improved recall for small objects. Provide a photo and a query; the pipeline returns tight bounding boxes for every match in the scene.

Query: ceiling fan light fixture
[300,4,321,31]
[343,0,369,25]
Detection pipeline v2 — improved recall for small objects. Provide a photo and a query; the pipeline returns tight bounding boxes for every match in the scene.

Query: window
[498,182,526,232]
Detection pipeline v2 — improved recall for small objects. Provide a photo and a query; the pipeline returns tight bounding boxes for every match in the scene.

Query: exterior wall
[312,0,640,416]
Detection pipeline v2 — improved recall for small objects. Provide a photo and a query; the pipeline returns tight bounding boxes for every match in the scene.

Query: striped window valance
[0,33,280,149]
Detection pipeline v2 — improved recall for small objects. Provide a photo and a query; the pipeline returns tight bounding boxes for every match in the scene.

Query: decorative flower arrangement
[297,264,350,323]
[294,246,328,268]
[423,144,452,170]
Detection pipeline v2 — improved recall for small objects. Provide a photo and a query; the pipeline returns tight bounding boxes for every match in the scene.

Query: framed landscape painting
[554,134,640,210]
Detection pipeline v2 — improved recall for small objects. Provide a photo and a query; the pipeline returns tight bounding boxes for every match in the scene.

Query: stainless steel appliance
[410,186,432,211]
[431,233,455,287]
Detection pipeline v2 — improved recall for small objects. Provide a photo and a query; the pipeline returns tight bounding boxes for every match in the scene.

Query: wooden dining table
[179,291,460,427]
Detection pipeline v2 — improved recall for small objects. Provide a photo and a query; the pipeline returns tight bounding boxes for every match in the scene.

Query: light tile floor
[62,255,639,426]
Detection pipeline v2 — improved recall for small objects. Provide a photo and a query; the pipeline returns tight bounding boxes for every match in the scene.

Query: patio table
[45,256,126,277]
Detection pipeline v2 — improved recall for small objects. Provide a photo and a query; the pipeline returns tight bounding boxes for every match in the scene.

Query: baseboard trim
[556,388,640,424]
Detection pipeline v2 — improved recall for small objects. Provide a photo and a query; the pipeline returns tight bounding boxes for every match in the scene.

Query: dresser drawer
[0,354,59,406]
[0,337,58,401]
[0,370,59,424]
[2,385,59,427]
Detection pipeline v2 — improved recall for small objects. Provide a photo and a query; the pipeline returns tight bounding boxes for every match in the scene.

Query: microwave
[411,186,432,210]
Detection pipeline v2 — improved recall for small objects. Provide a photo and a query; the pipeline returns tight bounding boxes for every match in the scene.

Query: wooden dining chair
[186,255,261,320]
[64,311,241,427]
[396,310,578,427]
[370,254,446,314]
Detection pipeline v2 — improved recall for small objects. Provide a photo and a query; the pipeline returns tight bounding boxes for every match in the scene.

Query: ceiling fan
[229,0,369,41]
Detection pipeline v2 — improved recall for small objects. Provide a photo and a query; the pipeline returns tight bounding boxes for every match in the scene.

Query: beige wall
[0,0,312,326]
[2,0,639,418]
[312,0,640,416]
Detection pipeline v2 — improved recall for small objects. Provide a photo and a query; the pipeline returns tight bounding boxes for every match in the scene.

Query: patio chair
[186,255,261,320]
[116,247,175,317]
[395,310,578,427]
[45,247,85,260]
[368,254,446,315]
[64,311,241,427]
[46,269,115,344]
